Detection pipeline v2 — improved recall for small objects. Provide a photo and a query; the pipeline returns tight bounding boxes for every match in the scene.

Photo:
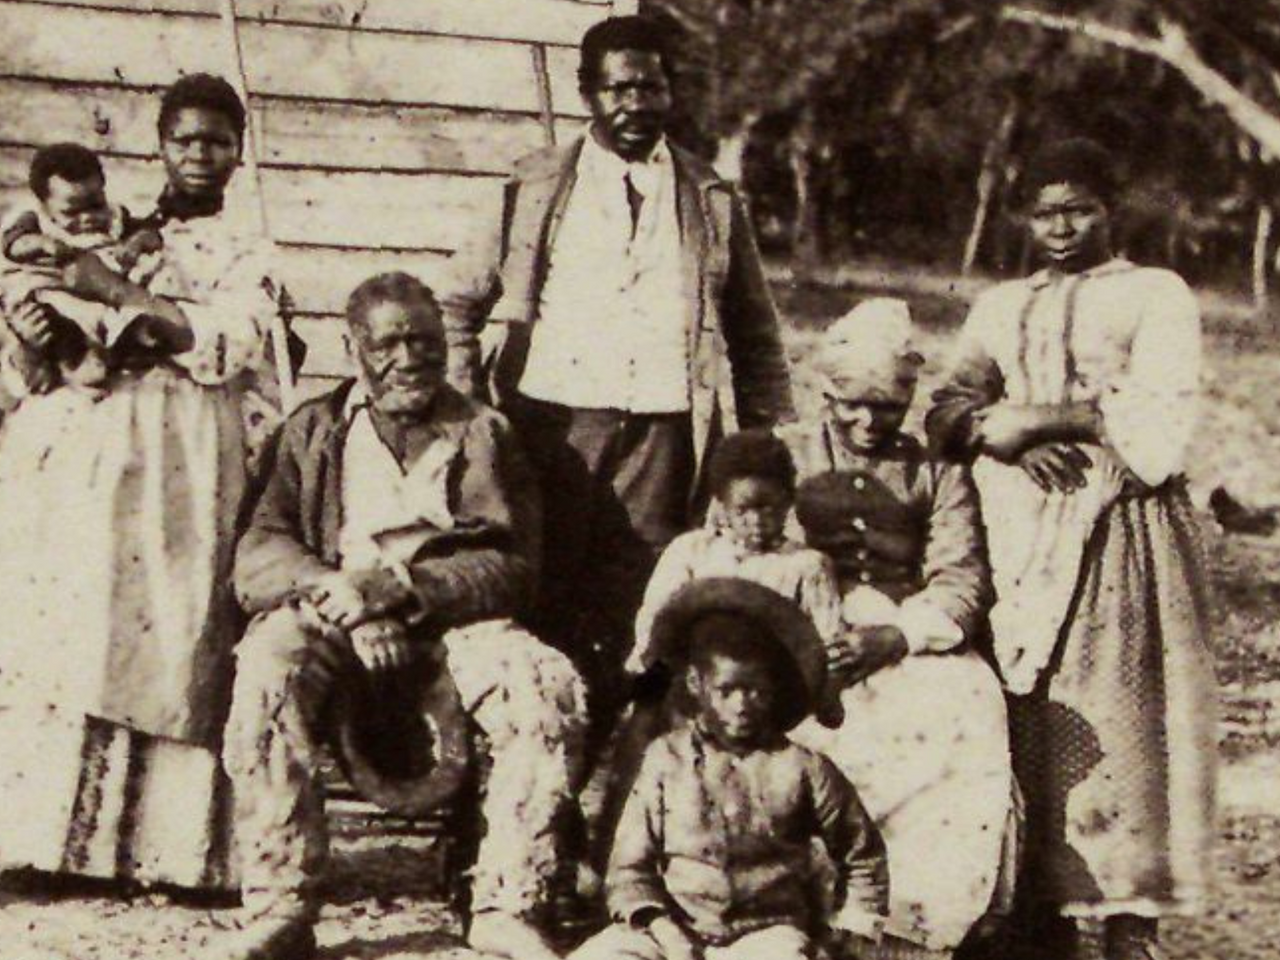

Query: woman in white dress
[0,74,280,890]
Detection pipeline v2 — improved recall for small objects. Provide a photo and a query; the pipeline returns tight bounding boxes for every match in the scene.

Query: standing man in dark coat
[443,16,795,755]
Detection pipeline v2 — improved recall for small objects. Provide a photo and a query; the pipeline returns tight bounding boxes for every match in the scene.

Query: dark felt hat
[649,577,827,730]
[329,647,472,818]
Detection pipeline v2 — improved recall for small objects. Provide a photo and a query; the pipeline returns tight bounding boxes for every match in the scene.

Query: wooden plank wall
[0,0,638,385]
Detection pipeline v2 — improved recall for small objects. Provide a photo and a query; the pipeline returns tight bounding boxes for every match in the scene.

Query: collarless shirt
[607,724,888,945]
[338,386,459,571]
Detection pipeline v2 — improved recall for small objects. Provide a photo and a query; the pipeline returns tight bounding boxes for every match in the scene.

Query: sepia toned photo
[0,1,1269,958]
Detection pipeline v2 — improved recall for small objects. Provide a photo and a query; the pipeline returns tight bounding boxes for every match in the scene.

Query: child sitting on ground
[1,143,165,396]
[574,577,888,960]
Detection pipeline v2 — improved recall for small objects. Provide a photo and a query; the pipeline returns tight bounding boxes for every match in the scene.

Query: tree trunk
[789,111,820,264]
[1167,217,1183,273]
[1254,203,1273,313]
[789,144,813,259]
[1002,7,1280,160]
[963,100,1019,276]
[714,113,759,185]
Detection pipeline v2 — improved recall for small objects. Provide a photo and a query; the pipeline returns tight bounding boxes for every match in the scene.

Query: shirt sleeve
[1096,271,1200,486]
[234,412,334,613]
[897,461,994,653]
[808,751,888,938]
[630,533,701,674]
[1,210,44,262]
[606,745,671,926]
[438,180,510,397]
[797,550,845,647]
[925,291,1007,461]
[720,187,796,426]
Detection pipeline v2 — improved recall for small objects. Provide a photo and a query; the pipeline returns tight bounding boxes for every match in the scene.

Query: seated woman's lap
[793,651,1013,950]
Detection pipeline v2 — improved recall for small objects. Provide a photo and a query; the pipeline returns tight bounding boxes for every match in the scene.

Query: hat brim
[648,577,827,730]
[330,653,472,817]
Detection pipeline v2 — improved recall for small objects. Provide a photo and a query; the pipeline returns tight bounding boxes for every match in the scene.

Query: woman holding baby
[0,74,281,887]
[774,299,1017,960]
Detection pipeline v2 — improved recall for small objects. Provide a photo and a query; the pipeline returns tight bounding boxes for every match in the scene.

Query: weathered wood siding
[0,0,636,383]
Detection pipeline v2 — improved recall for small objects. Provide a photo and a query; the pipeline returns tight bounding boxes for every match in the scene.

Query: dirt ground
[4,271,1280,960]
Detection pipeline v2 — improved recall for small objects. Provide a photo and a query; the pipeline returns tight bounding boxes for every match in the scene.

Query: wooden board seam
[15,0,584,49]
[0,138,511,180]
[278,240,454,255]
[0,73,582,122]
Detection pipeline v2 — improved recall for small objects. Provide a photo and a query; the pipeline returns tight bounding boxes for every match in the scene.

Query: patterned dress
[928,257,1217,920]
[0,195,279,889]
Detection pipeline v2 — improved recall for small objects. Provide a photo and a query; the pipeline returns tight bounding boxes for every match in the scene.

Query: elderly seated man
[221,271,586,960]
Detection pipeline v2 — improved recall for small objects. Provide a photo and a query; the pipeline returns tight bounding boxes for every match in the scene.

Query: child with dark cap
[574,577,888,960]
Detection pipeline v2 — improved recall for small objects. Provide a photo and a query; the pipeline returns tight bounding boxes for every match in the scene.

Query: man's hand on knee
[349,618,414,675]
[306,567,416,631]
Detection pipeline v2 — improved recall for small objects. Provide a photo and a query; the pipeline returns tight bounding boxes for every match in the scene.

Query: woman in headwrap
[0,74,280,890]
[927,138,1216,960]
[782,299,1016,960]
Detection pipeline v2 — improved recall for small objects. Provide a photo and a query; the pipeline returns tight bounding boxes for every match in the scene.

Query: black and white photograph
[0,1,1271,958]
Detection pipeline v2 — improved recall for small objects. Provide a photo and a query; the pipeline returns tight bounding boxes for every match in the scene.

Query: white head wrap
[815,297,923,403]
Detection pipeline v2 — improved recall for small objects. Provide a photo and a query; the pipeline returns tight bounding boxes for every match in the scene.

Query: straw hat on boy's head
[649,577,826,731]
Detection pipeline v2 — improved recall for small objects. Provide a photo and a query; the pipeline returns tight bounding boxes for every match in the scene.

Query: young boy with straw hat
[573,577,889,960]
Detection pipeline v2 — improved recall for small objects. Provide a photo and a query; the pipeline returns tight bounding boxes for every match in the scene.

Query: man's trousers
[223,608,586,922]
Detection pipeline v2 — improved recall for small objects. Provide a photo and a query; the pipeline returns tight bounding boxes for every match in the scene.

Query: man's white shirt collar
[342,381,372,424]
[580,132,671,197]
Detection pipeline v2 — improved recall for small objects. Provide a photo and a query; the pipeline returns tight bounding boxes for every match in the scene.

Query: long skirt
[0,371,245,889]
[794,649,1015,952]
[1010,484,1217,919]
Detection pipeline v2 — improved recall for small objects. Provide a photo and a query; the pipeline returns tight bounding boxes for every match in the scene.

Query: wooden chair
[325,644,480,908]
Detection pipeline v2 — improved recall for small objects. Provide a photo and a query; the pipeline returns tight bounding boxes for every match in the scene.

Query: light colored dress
[929,257,1217,920]
[782,425,1015,957]
[0,197,278,888]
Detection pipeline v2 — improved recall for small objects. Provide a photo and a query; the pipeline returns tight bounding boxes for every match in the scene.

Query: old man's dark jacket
[234,380,542,634]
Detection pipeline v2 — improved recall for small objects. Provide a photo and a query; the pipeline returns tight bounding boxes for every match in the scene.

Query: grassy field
[3,267,1280,959]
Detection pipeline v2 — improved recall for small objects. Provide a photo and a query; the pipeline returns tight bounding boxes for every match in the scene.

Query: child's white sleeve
[629,533,699,675]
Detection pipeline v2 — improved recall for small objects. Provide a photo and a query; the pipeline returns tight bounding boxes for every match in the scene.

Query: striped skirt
[1010,482,1217,918]
[0,707,235,891]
